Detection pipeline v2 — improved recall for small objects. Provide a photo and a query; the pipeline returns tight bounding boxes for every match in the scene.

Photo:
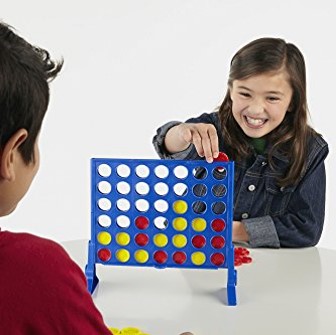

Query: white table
[61,240,336,335]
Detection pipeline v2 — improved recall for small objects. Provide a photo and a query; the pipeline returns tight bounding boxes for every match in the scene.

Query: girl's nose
[249,99,265,114]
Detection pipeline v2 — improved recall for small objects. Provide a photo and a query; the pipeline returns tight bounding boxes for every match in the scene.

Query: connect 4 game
[85,157,237,305]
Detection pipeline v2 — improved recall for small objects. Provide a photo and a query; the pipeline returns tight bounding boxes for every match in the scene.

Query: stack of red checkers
[234,247,252,266]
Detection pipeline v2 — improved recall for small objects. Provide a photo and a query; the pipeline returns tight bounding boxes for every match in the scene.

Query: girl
[153,37,329,248]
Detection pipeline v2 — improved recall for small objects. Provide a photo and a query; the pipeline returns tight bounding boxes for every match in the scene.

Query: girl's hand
[233,221,249,242]
[166,123,219,163]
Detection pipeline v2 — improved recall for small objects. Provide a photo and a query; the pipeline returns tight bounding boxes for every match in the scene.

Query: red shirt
[0,230,112,335]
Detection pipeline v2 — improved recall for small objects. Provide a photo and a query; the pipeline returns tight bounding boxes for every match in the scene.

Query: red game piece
[214,152,229,162]
[234,247,252,266]
[97,248,112,262]
[211,218,226,232]
[211,253,225,266]
[192,235,206,248]
[211,236,225,249]
[135,216,149,230]
[135,233,149,246]
[154,250,168,264]
[173,251,187,265]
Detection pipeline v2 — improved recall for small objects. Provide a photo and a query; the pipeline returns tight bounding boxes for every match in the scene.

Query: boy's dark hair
[218,37,315,187]
[0,22,63,163]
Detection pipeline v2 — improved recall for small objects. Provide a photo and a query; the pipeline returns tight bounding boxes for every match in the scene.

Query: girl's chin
[241,125,269,138]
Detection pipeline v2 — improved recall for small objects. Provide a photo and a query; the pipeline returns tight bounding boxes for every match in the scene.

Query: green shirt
[250,137,267,155]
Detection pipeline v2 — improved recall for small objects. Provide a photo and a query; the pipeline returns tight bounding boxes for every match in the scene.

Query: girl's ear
[0,129,28,181]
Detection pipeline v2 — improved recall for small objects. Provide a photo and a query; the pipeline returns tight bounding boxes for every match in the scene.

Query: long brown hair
[218,37,316,187]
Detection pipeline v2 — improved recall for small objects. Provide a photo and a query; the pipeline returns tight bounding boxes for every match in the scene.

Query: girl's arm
[153,112,221,161]
[242,143,328,248]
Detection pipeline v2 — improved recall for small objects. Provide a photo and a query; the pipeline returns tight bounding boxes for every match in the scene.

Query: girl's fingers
[191,130,204,157]
[180,123,218,161]
[208,126,219,158]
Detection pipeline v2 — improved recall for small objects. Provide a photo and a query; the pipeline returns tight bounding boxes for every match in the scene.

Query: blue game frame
[85,158,237,306]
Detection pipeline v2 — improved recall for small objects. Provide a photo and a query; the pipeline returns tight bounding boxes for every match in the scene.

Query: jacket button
[241,213,249,219]
[248,184,256,192]
[261,161,267,166]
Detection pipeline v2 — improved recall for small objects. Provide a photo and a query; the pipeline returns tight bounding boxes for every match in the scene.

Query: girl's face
[230,70,293,138]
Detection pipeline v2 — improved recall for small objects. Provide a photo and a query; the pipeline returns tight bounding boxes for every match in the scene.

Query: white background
[1,0,335,249]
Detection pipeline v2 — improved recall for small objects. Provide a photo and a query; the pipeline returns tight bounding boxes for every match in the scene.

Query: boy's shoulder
[0,230,85,289]
[0,230,71,261]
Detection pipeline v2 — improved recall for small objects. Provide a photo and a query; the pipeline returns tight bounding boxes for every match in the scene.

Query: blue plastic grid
[85,158,237,305]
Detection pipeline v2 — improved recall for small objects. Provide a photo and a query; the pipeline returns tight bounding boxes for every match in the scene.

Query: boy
[0,21,112,334]
[0,21,194,335]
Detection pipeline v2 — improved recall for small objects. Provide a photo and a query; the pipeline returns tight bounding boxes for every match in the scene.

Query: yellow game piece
[172,200,188,214]
[153,233,168,247]
[109,327,121,334]
[116,249,130,263]
[97,231,112,245]
[191,251,206,265]
[116,232,131,246]
[120,327,141,334]
[172,234,187,248]
[134,249,149,263]
[172,217,188,231]
[191,218,207,232]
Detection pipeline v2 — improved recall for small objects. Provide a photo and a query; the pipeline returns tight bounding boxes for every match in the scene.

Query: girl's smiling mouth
[244,115,268,128]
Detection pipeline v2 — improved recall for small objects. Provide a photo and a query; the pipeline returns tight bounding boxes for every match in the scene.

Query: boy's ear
[0,129,28,181]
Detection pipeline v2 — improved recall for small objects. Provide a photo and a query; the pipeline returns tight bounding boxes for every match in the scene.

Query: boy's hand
[177,123,219,163]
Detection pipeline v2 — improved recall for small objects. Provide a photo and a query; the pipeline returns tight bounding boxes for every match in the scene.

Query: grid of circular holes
[154,199,169,213]
[116,164,131,178]
[192,201,206,214]
[193,167,207,180]
[98,164,111,178]
[154,182,169,196]
[116,215,131,228]
[212,201,226,214]
[116,181,131,195]
[212,184,227,197]
[154,216,168,230]
[135,199,149,212]
[173,183,188,196]
[154,165,169,179]
[97,181,112,194]
[135,165,150,178]
[97,214,111,228]
[192,184,207,197]
[173,165,188,179]
[116,198,130,212]
[212,167,227,180]
[135,182,150,195]
[98,198,112,211]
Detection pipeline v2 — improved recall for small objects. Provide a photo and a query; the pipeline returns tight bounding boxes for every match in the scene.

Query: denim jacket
[152,112,329,248]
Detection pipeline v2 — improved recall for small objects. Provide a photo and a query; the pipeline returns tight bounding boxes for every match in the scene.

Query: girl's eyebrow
[237,85,284,96]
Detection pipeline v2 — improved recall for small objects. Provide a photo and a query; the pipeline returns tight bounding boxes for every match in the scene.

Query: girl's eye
[267,96,280,102]
[239,92,250,98]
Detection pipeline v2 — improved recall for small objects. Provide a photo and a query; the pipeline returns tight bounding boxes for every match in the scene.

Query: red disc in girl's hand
[214,152,229,162]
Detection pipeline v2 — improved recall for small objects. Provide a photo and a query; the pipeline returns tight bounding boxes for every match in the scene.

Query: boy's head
[0,22,63,216]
